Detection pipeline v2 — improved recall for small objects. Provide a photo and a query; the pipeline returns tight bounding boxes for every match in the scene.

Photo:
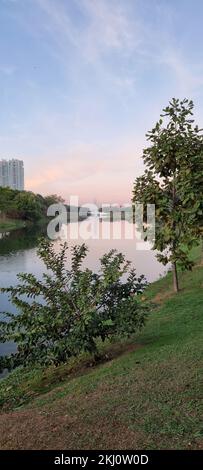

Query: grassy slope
[0,251,202,450]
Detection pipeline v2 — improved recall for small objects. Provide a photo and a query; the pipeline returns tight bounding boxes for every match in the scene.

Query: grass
[0,246,202,449]
[0,218,26,232]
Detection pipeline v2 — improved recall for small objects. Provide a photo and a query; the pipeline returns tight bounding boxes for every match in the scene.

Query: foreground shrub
[0,239,149,371]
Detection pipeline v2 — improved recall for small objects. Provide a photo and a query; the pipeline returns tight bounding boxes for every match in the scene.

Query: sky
[0,0,203,204]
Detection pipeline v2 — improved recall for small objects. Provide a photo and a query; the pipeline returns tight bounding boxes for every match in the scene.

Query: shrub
[0,239,149,371]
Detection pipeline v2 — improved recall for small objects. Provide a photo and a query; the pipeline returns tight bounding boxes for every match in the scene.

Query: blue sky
[0,0,203,202]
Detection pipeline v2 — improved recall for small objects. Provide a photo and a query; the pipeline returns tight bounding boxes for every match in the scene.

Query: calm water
[0,217,168,360]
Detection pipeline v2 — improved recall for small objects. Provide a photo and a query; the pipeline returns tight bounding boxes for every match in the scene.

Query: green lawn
[0,249,202,449]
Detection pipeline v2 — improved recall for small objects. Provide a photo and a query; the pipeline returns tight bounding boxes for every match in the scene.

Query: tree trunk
[172,261,179,292]
[172,170,179,293]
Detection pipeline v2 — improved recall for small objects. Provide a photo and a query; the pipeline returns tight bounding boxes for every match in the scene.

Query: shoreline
[0,218,26,233]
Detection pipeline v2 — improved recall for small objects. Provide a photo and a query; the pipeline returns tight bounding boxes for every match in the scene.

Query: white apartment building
[0,159,24,190]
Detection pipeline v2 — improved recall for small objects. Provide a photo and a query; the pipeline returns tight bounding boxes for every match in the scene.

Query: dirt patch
[153,291,173,304]
[0,342,145,450]
[0,409,144,450]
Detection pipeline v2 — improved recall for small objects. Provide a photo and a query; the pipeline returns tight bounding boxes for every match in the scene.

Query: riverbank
[0,217,50,234]
[0,212,89,234]
[0,246,202,449]
[0,218,26,232]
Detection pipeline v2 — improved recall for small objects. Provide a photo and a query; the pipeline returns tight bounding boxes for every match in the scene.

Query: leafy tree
[0,187,18,218]
[44,194,65,207]
[14,191,43,221]
[0,239,148,371]
[133,98,203,292]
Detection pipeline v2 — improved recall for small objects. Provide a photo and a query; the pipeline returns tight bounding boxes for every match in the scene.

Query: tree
[44,194,65,207]
[0,239,149,371]
[0,187,18,218]
[132,98,203,292]
[14,191,43,221]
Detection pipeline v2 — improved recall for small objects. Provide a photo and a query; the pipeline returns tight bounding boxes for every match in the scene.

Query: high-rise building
[0,160,9,188]
[0,159,24,190]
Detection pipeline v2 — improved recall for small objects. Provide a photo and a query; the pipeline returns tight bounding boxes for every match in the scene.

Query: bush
[0,239,149,371]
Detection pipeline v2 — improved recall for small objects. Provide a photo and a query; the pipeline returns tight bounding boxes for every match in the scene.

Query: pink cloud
[25,138,145,203]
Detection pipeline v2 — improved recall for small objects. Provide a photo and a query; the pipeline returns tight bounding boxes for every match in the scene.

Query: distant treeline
[0,187,66,223]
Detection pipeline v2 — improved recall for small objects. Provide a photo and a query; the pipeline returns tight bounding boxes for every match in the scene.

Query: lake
[0,217,168,362]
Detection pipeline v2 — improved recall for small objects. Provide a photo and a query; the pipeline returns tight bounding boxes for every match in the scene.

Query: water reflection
[0,224,47,256]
